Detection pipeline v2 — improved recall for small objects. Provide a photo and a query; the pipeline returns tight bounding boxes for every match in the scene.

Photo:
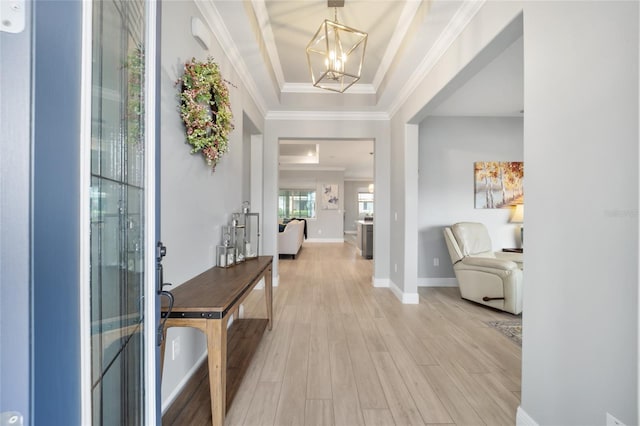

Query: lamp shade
[510,204,524,223]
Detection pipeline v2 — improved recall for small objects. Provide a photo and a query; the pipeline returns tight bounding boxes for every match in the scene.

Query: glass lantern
[234,225,246,263]
[244,212,260,259]
[232,212,244,228]
[216,231,235,268]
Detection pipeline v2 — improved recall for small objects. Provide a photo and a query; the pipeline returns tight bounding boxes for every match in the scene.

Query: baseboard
[516,407,539,426]
[402,292,420,304]
[304,238,345,243]
[372,277,390,287]
[389,280,419,304]
[344,230,357,235]
[417,277,458,287]
[161,351,208,414]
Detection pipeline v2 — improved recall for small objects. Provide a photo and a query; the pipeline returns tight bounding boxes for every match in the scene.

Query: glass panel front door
[90,0,147,423]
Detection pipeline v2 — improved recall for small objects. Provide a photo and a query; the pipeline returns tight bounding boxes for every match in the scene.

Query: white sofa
[443,222,523,315]
[278,219,305,258]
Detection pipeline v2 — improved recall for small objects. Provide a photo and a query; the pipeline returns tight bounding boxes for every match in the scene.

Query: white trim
[403,292,420,304]
[304,238,345,243]
[79,1,93,424]
[195,1,268,117]
[161,351,208,414]
[389,280,420,304]
[403,124,419,298]
[372,0,423,89]
[344,230,357,235]
[344,177,375,182]
[372,277,390,288]
[265,110,390,121]
[279,165,346,172]
[516,407,539,426]
[273,274,279,287]
[388,0,486,117]
[251,0,285,91]
[281,82,376,95]
[144,1,159,423]
[417,277,458,287]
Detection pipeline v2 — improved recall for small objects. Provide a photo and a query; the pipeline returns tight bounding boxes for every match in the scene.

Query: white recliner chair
[443,222,523,315]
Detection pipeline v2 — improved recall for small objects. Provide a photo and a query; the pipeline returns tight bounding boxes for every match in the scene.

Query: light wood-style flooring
[165,242,521,426]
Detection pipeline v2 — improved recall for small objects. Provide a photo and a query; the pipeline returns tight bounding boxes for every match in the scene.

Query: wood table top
[161,256,272,319]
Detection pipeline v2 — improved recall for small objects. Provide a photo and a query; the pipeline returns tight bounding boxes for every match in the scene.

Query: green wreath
[178,57,234,170]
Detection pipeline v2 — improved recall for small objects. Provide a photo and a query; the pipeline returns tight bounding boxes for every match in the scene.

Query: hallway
[164,242,521,425]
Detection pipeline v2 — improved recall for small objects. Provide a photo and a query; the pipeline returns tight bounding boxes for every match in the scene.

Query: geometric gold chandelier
[306,0,368,93]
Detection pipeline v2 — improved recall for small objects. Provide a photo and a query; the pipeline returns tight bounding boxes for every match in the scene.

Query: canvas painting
[321,184,339,210]
[474,162,524,208]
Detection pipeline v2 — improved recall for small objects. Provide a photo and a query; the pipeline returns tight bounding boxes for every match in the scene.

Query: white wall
[418,117,523,282]
[390,0,638,424]
[344,180,374,233]
[279,169,345,240]
[388,1,523,300]
[521,2,638,424]
[159,0,263,410]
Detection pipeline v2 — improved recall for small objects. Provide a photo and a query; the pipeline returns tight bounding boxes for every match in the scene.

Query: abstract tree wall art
[474,162,524,208]
[321,183,339,210]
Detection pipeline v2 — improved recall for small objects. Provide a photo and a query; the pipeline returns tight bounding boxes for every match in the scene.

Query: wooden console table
[160,256,273,426]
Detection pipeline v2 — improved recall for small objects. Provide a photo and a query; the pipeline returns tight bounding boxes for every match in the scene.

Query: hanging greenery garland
[177,57,234,170]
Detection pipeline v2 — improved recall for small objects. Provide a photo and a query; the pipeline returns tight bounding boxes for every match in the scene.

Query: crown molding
[282,82,377,95]
[344,177,375,182]
[372,0,423,89]
[266,110,390,121]
[279,165,346,172]
[195,0,268,117]
[387,0,486,117]
[251,0,285,90]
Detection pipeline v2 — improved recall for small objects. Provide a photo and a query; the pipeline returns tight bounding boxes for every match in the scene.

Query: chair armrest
[460,256,519,271]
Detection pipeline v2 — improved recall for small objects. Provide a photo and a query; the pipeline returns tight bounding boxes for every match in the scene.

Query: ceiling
[205,0,472,113]
[279,139,374,180]
[203,0,523,177]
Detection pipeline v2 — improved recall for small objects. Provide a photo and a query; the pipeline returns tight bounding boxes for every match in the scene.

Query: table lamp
[510,204,524,247]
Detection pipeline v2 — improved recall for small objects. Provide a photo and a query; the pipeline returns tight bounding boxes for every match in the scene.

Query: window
[279,189,316,219]
[358,192,374,216]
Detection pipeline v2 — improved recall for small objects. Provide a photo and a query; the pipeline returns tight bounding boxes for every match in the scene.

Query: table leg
[265,266,273,331]
[160,326,168,378]
[206,318,227,426]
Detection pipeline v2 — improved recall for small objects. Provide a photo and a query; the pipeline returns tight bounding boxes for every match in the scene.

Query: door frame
[78,0,159,423]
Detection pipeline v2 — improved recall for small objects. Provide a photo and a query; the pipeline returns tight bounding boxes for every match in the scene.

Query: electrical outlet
[433,257,439,267]
[394,212,398,221]
[394,263,397,273]
[607,413,625,426]
[318,229,322,235]
[172,336,181,361]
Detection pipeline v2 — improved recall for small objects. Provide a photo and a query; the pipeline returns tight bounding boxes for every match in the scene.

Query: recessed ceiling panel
[265,0,405,84]
[280,142,320,164]
[279,139,374,179]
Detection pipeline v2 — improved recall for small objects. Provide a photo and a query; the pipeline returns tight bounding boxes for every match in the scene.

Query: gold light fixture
[306,0,367,93]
